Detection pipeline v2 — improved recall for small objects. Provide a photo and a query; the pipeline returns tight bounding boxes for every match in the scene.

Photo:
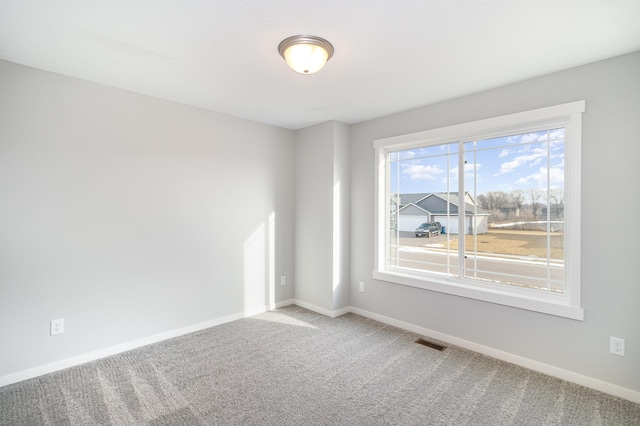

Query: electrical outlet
[359,281,365,292]
[610,337,625,356]
[280,276,286,286]
[50,319,64,336]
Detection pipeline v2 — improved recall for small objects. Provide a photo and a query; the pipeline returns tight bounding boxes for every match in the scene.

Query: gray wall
[349,51,640,392]
[294,123,334,311]
[0,60,295,376]
[2,50,639,394]
[294,121,350,313]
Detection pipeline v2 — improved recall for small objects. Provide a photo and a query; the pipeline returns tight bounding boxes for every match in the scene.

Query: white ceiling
[1,1,639,130]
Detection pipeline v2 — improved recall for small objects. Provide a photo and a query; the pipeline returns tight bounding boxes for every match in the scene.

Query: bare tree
[528,189,542,218]
[548,188,564,220]
[478,191,509,223]
[510,189,525,218]
[477,193,489,211]
[490,209,506,223]
[479,191,508,211]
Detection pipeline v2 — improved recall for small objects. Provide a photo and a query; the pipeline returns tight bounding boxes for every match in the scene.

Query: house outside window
[374,102,585,320]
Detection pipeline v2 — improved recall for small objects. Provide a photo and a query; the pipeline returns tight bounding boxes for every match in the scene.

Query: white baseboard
[291,299,350,318]
[273,299,296,309]
[0,301,294,388]
[349,306,640,404]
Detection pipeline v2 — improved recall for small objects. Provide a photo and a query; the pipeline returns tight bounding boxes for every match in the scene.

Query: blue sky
[389,128,565,198]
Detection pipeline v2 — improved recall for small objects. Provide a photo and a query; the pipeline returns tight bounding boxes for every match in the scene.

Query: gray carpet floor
[1,305,639,425]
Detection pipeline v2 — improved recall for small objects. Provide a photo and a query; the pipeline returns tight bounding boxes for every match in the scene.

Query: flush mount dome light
[278,35,334,75]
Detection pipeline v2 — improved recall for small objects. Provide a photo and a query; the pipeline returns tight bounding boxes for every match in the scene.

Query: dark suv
[415,222,441,238]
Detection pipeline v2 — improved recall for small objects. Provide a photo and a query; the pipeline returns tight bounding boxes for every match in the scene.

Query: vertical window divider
[458,143,465,279]
[546,129,552,292]
[472,141,479,281]
[394,155,399,267]
[446,143,451,277]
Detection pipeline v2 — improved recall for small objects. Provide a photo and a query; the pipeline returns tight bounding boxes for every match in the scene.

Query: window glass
[374,102,584,319]
[462,129,565,292]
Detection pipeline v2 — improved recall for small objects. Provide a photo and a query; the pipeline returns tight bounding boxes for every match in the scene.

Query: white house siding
[433,216,465,234]
[476,215,489,234]
[432,215,489,235]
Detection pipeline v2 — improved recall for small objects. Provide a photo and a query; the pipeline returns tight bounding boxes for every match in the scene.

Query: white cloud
[514,166,564,186]
[403,151,416,159]
[521,133,540,143]
[506,129,565,145]
[402,163,444,181]
[496,183,515,191]
[449,163,480,180]
[548,167,564,184]
[547,129,565,141]
[495,147,546,175]
[498,149,510,158]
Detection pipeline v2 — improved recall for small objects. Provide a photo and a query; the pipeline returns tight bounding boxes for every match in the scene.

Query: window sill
[372,270,584,321]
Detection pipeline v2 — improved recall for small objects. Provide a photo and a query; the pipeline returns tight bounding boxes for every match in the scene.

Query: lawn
[447,229,564,260]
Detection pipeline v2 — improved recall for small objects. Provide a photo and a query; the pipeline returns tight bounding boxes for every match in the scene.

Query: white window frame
[373,101,585,320]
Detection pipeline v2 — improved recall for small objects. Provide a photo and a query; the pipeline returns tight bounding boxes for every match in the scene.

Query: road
[390,233,564,292]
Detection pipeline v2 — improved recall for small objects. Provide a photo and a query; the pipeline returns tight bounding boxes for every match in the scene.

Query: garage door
[398,216,429,232]
[432,216,462,234]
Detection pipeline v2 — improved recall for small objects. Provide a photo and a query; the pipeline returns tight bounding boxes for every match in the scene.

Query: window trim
[373,101,585,320]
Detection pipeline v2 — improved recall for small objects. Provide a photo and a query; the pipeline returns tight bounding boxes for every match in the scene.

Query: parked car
[415,222,441,237]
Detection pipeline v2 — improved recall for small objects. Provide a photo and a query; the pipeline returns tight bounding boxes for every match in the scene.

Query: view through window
[374,102,584,319]
[388,128,565,292]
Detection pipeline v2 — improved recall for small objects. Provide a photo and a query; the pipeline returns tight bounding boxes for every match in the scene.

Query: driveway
[394,231,451,248]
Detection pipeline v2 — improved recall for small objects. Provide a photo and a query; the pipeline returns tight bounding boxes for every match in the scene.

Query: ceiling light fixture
[278,35,334,75]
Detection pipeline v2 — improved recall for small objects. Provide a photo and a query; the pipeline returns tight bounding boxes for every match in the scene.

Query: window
[374,102,584,320]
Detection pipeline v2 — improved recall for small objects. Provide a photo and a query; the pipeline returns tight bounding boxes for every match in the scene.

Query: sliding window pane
[388,143,459,278]
[462,129,565,292]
